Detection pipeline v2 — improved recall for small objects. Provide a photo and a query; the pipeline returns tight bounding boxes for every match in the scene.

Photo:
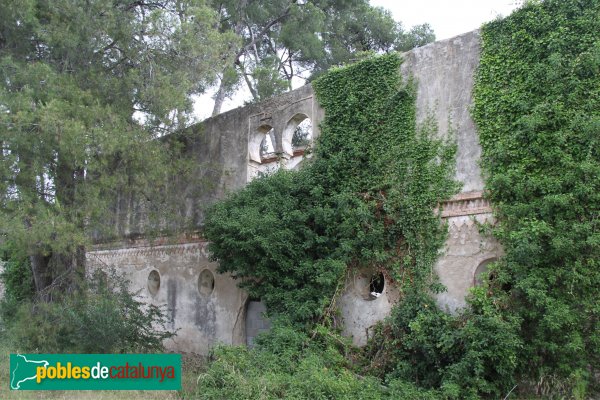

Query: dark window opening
[369,272,385,298]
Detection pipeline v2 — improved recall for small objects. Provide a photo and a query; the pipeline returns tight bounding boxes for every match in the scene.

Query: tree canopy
[209,0,435,115]
[0,0,237,296]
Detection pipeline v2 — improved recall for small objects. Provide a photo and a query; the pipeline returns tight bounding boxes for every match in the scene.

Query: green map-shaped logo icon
[10,354,49,390]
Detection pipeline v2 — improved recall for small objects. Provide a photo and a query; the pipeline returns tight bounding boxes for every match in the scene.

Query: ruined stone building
[86,29,502,354]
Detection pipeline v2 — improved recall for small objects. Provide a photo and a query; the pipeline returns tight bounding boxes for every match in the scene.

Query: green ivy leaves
[473,0,600,391]
[204,53,457,326]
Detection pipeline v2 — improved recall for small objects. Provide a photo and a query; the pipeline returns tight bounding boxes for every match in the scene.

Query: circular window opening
[368,272,385,300]
[198,269,215,296]
[147,270,160,296]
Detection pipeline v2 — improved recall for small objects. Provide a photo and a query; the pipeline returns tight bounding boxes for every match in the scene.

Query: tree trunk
[211,79,227,117]
[30,252,52,301]
[30,246,86,301]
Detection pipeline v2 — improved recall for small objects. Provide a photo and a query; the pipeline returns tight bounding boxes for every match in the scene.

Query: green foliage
[473,0,600,395]
[210,0,436,113]
[204,53,458,326]
[195,321,396,400]
[0,0,236,294]
[364,289,521,399]
[0,241,36,327]
[2,269,174,353]
[0,241,35,304]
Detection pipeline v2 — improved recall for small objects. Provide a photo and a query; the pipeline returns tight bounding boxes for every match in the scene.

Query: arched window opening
[292,118,313,151]
[473,258,495,287]
[249,124,275,164]
[260,128,276,161]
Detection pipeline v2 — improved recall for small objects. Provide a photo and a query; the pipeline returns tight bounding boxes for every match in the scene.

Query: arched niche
[281,113,312,157]
[198,269,215,296]
[249,125,275,163]
[147,270,160,296]
[244,299,271,347]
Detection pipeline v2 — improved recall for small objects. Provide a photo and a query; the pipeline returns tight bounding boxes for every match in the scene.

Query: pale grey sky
[193,1,522,120]
[370,0,521,40]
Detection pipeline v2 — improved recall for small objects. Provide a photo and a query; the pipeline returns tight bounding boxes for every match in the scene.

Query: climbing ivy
[201,2,600,398]
[473,0,600,394]
[204,53,458,326]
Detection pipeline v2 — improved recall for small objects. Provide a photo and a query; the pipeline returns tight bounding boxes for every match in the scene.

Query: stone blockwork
[87,29,502,352]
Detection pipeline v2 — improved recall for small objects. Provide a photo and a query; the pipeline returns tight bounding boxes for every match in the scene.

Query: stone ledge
[440,191,492,218]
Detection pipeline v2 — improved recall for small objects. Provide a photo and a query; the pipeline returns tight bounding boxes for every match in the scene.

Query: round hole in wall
[368,272,385,299]
[198,269,215,296]
[147,270,160,296]
[473,258,495,287]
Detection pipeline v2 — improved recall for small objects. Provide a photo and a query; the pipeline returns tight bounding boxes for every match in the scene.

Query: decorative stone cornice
[86,241,207,258]
[440,191,492,218]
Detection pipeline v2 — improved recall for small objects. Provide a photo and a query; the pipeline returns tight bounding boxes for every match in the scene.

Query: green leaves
[473,0,600,393]
[0,0,235,293]
[205,53,457,326]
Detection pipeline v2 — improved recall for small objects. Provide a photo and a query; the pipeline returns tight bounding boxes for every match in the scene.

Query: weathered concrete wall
[86,240,248,355]
[339,268,400,346]
[400,30,504,312]
[88,29,503,352]
[107,84,318,239]
[435,214,502,312]
[401,30,483,192]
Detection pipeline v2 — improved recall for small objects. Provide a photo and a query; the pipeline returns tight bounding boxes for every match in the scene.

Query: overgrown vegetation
[200,1,600,398]
[473,0,600,395]
[0,250,174,353]
[202,53,466,397]
[194,323,443,400]
[204,53,458,327]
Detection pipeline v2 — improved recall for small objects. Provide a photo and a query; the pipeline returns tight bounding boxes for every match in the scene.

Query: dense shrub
[0,241,35,325]
[363,288,521,399]
[2,269,174,353]
[195,321,441,400]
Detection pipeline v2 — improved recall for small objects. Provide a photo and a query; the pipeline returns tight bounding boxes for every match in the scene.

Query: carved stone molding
[440,191,492,218]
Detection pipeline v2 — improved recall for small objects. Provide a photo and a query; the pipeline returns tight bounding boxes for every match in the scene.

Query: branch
[233,1,296,66]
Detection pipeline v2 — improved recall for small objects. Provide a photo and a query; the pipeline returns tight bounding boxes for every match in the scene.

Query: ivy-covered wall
[204,53,458,327]
[473,0,600,392]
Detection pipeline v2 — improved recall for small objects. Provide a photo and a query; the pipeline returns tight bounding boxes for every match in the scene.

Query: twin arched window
[248,114,313,180]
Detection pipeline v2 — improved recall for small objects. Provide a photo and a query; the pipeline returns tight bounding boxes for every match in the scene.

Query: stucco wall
[401,30,483,192]
[86,240,248,355]
[87,29,502,352]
